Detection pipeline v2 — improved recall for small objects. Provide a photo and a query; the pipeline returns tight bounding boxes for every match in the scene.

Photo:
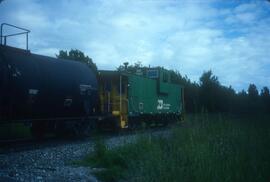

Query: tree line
[171,70,270,114]
[118,61,270,114]
[57,49,270,114]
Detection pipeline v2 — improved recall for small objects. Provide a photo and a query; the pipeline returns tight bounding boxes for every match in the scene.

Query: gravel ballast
[0,129,171,182]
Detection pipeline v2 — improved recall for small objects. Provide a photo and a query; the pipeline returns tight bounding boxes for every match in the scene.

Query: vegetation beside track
[76,113,270,182]
[0,123,31,140]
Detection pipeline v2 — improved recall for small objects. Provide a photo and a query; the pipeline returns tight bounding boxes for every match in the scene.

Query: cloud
[0,0,270,91]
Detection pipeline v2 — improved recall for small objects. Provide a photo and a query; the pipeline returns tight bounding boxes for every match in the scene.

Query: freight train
[0,24,184,138]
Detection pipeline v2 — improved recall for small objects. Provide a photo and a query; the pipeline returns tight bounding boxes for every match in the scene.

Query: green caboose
[98,67,184,129]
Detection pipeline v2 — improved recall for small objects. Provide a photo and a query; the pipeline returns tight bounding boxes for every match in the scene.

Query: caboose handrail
[0,23,30,50]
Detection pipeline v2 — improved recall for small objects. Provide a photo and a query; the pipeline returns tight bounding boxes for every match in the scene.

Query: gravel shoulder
[0,128,171,182]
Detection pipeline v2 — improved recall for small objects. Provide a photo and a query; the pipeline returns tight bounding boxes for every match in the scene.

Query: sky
[0,0,270,91]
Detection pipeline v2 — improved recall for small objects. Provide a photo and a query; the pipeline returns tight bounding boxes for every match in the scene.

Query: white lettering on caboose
[157,99,171,110]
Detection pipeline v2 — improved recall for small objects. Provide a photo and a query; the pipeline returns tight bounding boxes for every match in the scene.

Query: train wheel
[72,120,96,137]
[129,120,136,130]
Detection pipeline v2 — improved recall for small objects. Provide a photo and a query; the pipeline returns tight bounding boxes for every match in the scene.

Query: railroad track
[0,124,176,154]
[0,137,60,154]
[0,124,176,182]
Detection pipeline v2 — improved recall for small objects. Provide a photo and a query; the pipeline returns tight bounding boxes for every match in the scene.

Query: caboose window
[147,69,159,79]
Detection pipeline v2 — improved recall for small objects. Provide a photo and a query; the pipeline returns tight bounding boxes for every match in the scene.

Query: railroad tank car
[0,45,98,137]
[98,67,184,129]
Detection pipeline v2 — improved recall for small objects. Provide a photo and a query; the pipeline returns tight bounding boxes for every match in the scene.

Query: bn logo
[157,99,171,110]
[157,99,163,110]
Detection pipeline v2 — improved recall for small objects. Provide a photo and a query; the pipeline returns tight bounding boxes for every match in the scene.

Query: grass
[75,113,270,182]
[0,123,31,140]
